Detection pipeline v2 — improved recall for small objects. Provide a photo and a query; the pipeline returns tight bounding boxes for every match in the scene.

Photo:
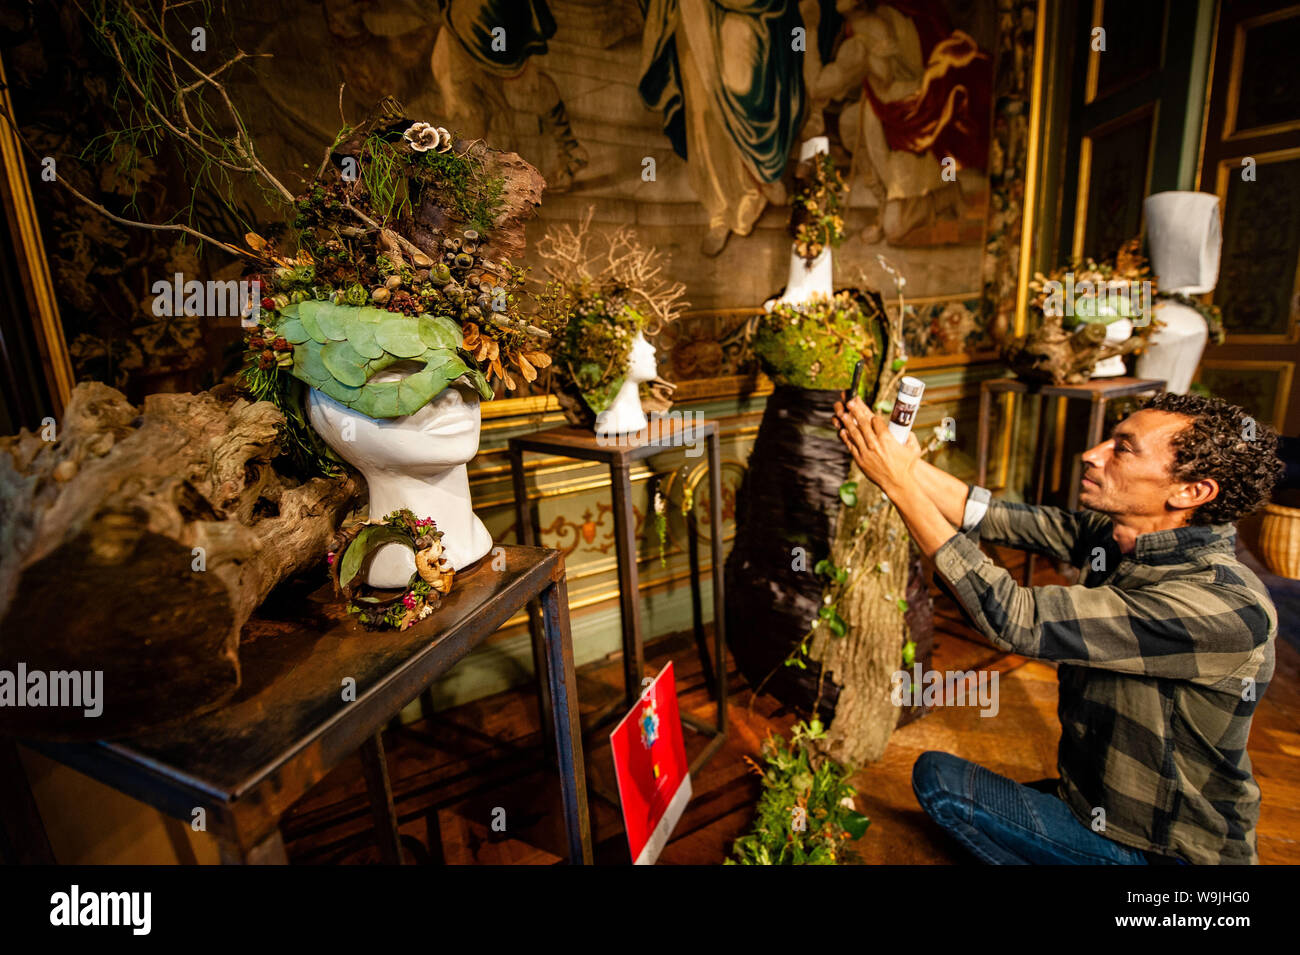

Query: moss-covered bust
[751,289,888,397]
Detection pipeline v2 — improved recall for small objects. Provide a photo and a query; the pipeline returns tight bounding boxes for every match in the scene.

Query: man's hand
[832,394,959,559]
[833,396,919,495]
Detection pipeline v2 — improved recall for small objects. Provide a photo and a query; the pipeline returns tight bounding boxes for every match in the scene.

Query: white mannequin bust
[1136,191,1221,394]
[594,330,658,436]
[307,365,493,588]
[778,136,834,307]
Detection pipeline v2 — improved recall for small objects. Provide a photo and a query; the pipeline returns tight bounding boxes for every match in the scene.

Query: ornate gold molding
[0,50,74,415]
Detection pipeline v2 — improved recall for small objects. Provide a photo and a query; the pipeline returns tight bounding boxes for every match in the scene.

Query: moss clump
[561,299,645,414]
[753,290,886,395]
[416,147,505,234]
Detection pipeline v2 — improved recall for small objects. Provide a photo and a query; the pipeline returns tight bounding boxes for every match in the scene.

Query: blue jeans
[911,751,1151,865]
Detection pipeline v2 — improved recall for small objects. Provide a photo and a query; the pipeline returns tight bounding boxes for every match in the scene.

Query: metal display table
[2,545,591,865]
[976,376,1166,583]
[508,419,728,777]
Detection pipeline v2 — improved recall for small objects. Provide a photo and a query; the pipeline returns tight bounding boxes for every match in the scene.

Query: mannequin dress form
[1136,191,1222,394]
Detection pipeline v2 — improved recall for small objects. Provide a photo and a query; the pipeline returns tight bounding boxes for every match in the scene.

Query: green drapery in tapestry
[637,0,806,183]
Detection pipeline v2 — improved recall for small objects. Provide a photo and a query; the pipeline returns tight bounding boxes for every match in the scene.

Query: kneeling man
[834,392,1280,864]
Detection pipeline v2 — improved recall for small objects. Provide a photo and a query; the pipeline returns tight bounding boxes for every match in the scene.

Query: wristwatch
[961,485,991,532]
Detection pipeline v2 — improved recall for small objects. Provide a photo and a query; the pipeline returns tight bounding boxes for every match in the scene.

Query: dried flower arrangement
[328,509,455,630]
[535,208,687,426]
[1009,237,1160,384]
[790,153,847,264]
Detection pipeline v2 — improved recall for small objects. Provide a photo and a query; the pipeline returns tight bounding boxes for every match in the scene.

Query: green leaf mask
[275,300,492,418]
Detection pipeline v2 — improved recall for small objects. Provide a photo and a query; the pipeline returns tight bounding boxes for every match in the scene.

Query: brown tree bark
[0,381,361,739]
[810,475,911,765]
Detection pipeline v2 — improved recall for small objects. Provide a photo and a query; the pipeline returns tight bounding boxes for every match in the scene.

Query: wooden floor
[280,548,1300,865]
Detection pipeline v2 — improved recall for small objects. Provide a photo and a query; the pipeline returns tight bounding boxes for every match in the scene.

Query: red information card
[609,661,692,865]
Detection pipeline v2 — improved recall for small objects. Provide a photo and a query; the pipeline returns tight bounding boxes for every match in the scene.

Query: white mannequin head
[1144,192,1221,295]
[594,330,657,435]
[308,368,481,472]
[306,362,493,584]
[626,330,658,383]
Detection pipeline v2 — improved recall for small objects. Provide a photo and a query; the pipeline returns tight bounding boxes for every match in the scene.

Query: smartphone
[846,359,865,402]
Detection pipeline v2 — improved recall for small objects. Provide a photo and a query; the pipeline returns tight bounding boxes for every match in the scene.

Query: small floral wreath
[327,509,455,630]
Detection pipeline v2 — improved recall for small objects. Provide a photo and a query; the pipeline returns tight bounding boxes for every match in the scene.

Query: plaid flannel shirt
[932,498,1276,865]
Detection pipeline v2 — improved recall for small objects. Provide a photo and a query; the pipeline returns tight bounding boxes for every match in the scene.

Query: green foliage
[277,299,492,417]
[242,332,346,477]
[838,480,858,507]
[561,301,645,414]
[79,0,283,234]
[333,509,448,630]
[902,639,917,666]
[752,291,886,392]
[360,134,413,223]
[727,720,869,865]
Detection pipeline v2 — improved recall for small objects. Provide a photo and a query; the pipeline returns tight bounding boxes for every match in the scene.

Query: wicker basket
[1259,503,1300,579]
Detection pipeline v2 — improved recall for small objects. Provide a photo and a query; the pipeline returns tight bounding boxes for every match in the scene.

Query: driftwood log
[1001,316,1144,385]
[812,474,912,765]
[0,381,361,739]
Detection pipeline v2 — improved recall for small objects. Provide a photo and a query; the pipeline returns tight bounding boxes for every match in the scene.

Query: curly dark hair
[1140,391,1284,524]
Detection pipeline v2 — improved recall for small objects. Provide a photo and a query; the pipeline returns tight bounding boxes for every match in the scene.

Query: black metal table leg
[609,461,645,708]
[511,444,555,758]
[0,739,55,864]
[217,828,288,865]
[539,573,593,864]
[706,429,728,738]
[359,731,403,865]
[686,503,717,697]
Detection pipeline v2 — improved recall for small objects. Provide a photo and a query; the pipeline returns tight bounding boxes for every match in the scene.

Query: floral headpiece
[535,208,686,425]
[242,101,565,474]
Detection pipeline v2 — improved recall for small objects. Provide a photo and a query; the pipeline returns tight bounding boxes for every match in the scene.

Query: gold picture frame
[1070,102,1158,262]
[1196,359,1294,432]
[1221,4,1300,143]
[1083,0,1167,107]
[1212,145,1300,344]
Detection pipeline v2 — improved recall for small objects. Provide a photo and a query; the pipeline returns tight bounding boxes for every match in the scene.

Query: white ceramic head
[626,330,658,383]
[594,331,656,435]
[308,374,481,472]
[1144,192,1221,295]
[306,363,493,584]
